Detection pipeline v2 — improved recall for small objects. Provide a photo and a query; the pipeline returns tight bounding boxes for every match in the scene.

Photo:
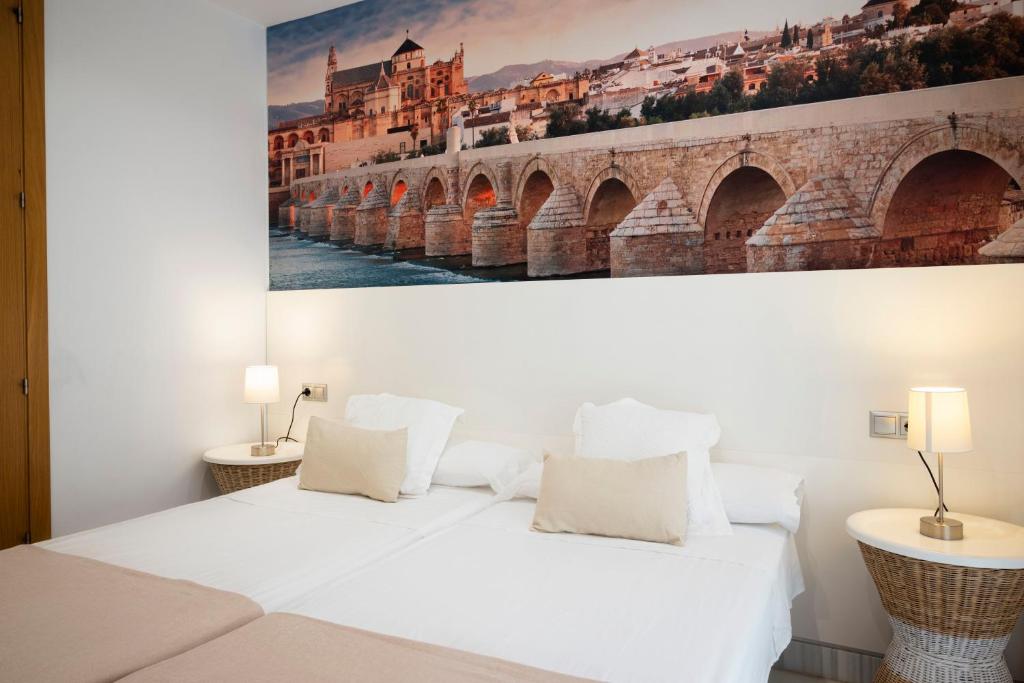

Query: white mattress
[283,499,804,683]
[39,477,495,611]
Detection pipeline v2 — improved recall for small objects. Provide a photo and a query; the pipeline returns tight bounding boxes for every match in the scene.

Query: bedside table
[203,441,304,494]
[847,508,1024,683]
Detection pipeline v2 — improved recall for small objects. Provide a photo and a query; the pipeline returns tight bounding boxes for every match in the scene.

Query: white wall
[267,264,1024,675]
[46,0,269,535]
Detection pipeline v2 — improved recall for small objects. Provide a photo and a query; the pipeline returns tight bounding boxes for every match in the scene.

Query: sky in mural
[268,0,860,105]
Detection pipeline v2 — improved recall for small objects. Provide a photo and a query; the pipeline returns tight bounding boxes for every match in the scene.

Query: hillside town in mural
[267,0,1024,290]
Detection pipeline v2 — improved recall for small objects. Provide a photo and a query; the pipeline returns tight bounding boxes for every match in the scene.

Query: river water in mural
[269,229,489,290]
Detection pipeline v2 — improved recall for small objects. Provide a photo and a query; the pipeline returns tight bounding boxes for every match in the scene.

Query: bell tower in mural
[324,45,338,111]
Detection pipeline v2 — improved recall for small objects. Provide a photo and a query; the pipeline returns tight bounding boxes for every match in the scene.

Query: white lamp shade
[907,387,972,454]
[244,365,280,404]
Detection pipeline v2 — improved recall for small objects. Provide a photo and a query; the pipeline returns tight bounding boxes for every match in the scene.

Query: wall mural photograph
[267,0,1024,291]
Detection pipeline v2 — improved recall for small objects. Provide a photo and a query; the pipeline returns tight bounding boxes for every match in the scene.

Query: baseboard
[774,637,883,683]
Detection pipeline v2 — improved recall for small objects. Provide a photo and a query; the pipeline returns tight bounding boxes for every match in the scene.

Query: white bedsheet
[40,478,494,611]
[283,499,804,683]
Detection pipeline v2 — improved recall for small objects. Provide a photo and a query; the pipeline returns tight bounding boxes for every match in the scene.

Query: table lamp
[907,386,971,540]
[244,365,279,457]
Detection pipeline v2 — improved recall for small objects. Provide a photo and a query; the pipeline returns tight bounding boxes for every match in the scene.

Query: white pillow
[432,440,536,494]
[573,398,731,537]
[344,393,464,496]
[711,463,804,533]
[500,461,544,501]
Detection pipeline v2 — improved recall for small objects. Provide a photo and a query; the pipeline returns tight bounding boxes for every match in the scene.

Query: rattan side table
[203,442,304,494]
[847,509,1024,683]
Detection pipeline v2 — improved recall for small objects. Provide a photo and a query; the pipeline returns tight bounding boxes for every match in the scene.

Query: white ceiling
[209,0,356,27]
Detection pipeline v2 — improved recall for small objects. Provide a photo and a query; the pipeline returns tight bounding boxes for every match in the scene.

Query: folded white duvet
[283,499,804,683]
[40,478,495,611]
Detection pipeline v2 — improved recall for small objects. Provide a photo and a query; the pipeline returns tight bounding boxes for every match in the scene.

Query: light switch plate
[302,383,328,402]
[870,410,907,439]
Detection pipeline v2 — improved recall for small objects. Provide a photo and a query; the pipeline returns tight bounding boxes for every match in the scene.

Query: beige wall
[268,263,1024,676]
[46,0,269,534]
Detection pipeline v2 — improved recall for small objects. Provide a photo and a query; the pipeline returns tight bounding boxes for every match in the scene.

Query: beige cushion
[299,417,407,502]
[531,452,688,546]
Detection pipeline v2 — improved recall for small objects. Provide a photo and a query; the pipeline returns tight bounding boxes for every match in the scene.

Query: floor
[769,671,841,683]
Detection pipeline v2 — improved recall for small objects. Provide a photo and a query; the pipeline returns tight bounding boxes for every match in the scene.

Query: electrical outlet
[302,383,328,402]
[870,410,907,439]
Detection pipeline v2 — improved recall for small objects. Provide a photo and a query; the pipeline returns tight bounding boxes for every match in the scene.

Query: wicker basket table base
[209,459,301,495]
[858,542,1024,683]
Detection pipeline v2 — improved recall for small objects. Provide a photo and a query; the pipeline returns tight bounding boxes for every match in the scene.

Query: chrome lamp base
[251,402,276,457]
[251,442,276,457]
[920,515,963,540]
[918,451,963,540]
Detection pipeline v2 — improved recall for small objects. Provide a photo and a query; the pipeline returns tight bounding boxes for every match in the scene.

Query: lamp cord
[276,388,311,446]
[917,450,949,516]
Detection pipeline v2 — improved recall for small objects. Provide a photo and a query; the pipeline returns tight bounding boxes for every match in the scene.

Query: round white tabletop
[846,508,1024,569]
[202,441,304,466]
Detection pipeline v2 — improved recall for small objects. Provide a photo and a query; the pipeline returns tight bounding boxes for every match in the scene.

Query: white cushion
[711,463,804,533]
[344,393,464,496]
[573,398,732,537]
[432,440,536,494]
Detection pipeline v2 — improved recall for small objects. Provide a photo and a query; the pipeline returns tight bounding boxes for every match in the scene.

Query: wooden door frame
[22,0,50,542]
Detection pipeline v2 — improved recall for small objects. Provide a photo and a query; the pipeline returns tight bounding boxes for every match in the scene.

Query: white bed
[282,498,804,683]
[39,477,495,611]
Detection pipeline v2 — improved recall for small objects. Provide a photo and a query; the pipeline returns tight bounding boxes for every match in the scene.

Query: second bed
[279,497,804,683]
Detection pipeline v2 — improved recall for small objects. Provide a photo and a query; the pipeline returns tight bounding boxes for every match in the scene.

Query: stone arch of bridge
[698,151,794,275]
[389,174,410,207]
[514,157,559,204]
[868,124,1023,231]
[462,161,500,208]
[580,166,641,273]
[515,157,558,229]
[582,166,642,225]
[421,166,450,209]
[697,150,796,228]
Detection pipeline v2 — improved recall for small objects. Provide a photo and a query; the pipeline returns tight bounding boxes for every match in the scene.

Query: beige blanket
[122,613,592,682]
[0,545,263,683]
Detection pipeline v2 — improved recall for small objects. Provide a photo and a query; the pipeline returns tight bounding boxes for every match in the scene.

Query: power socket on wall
[869,410,908,439]
[302,383,328,402]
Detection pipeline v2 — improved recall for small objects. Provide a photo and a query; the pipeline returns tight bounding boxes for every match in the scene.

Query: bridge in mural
[275,77,1024,280]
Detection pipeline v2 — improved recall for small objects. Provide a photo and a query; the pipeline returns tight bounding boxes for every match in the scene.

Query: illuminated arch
[461,161,500,208]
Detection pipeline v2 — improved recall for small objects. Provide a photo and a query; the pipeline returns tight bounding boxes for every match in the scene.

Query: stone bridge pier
[285,77,1024,276]
[354,178,389,246]
[296,189,321,232]
[306,186,339,239]
[424,166,466,256]
[330,185,361,242]
[471,160,523,267]
[277,193,297,228]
